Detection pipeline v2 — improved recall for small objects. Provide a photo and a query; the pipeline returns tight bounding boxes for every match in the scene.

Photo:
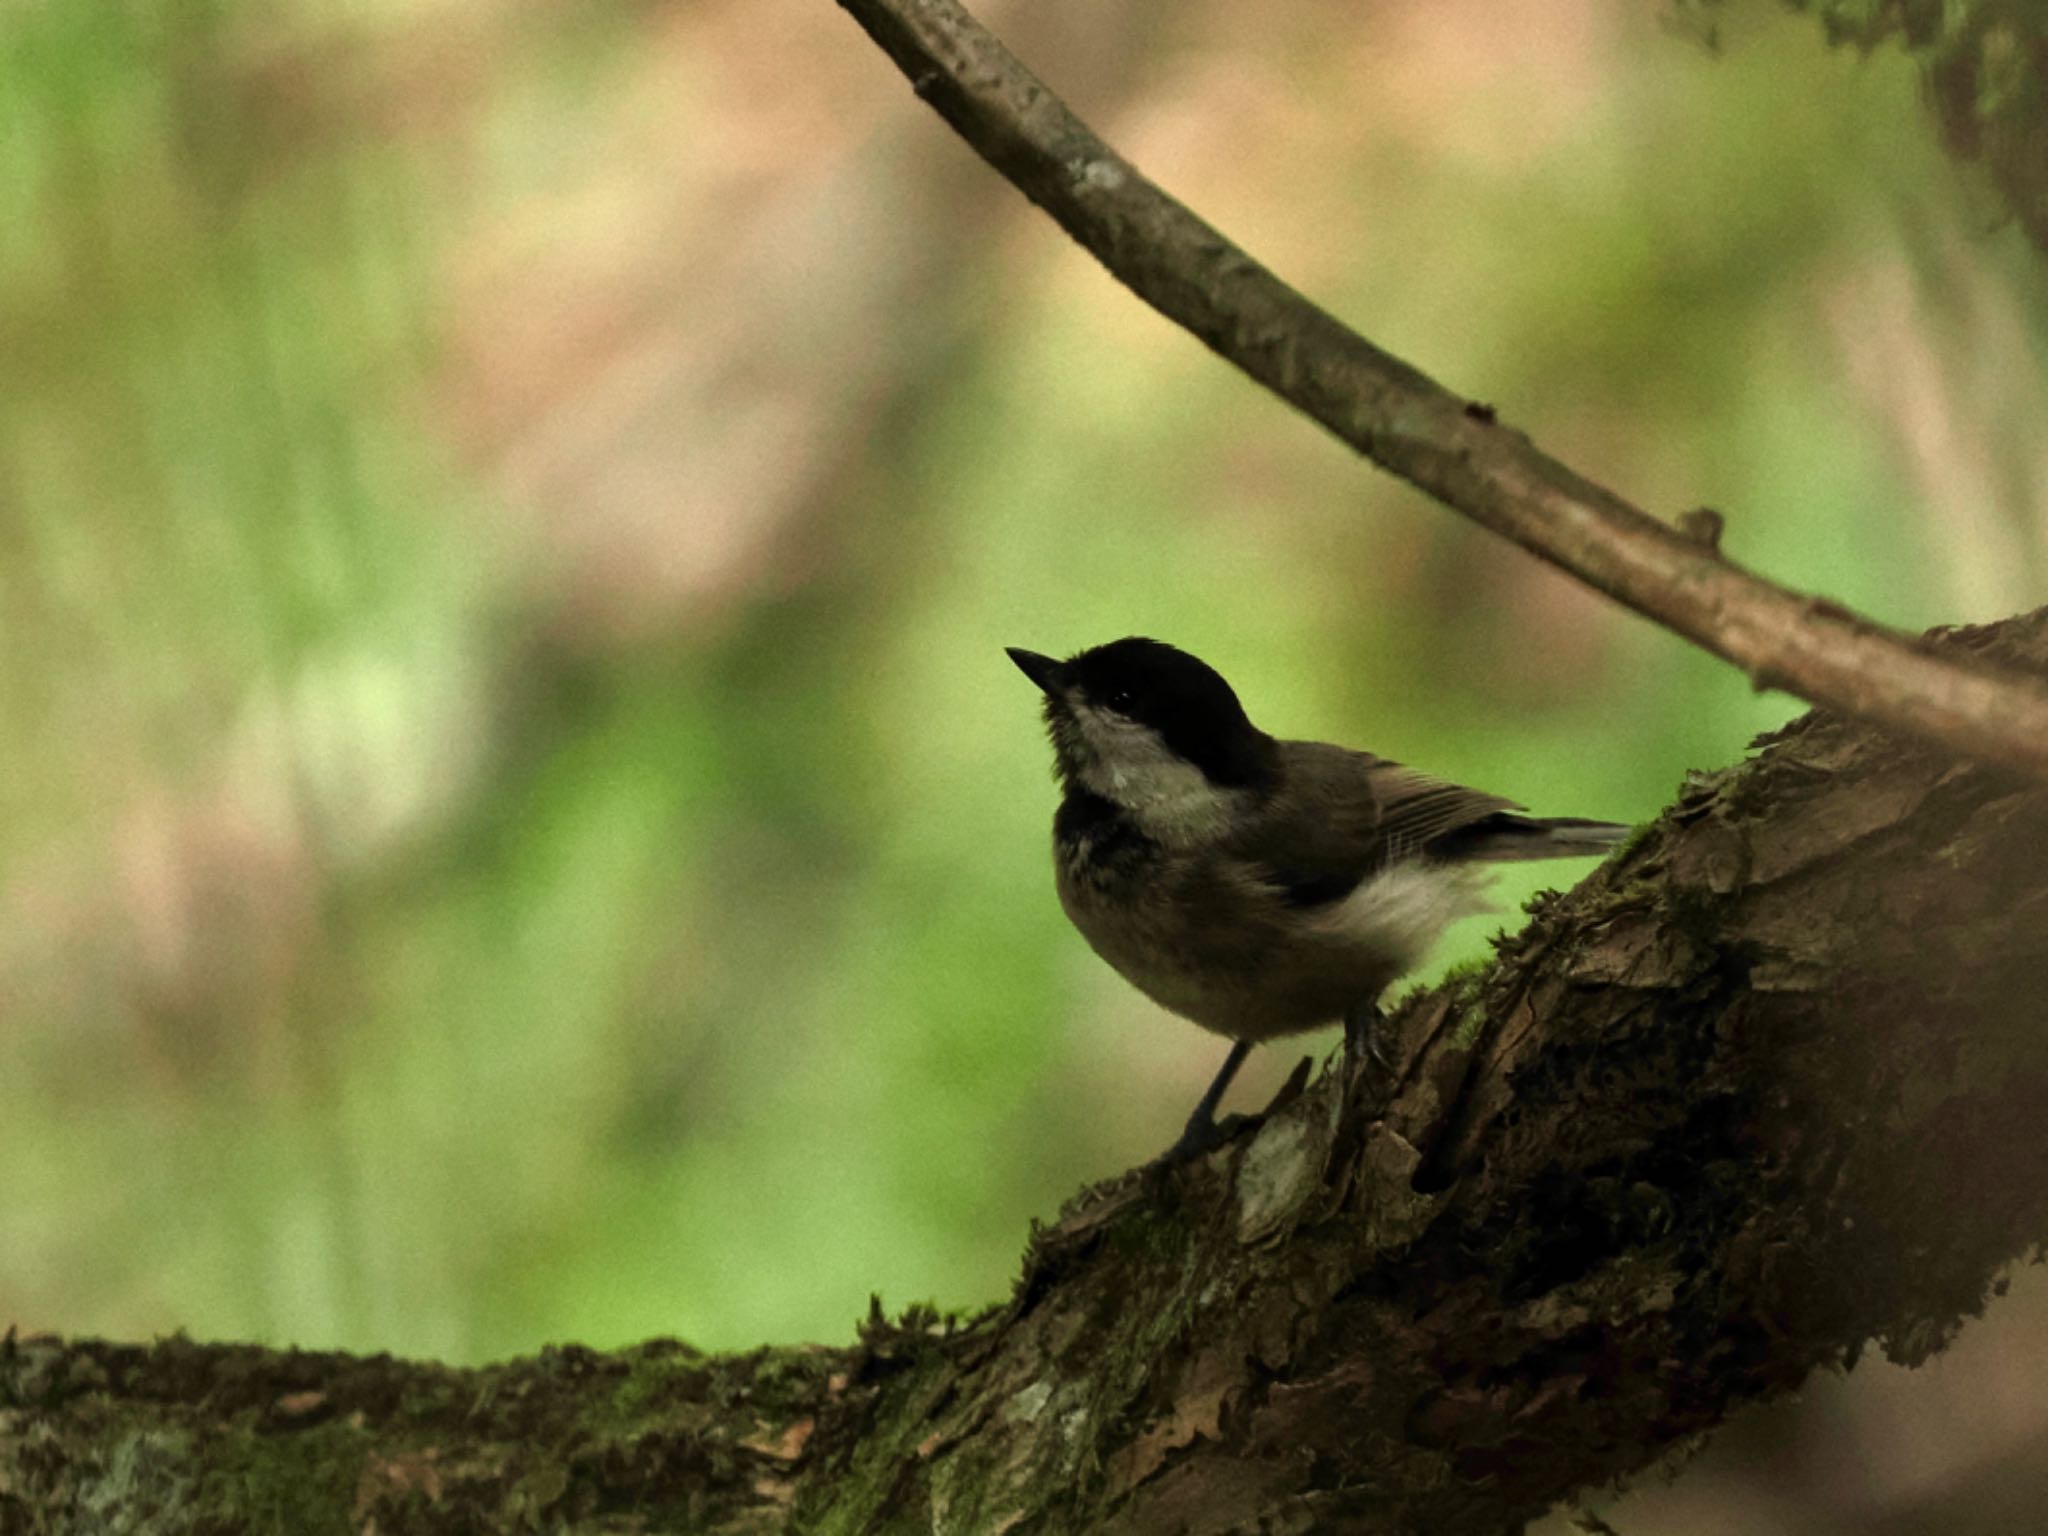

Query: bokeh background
[6,0,2048,1529]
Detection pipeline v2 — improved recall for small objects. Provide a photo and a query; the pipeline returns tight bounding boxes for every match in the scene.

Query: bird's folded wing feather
[1240,744,1521,908]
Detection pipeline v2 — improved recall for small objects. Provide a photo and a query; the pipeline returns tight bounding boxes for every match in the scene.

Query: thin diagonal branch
[836,0,2048,780]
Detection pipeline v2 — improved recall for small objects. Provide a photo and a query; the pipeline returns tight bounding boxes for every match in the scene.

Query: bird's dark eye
[1107,688,1136,714]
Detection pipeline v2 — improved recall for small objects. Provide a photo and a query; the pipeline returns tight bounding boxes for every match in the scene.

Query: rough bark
[6,609,2048,1534]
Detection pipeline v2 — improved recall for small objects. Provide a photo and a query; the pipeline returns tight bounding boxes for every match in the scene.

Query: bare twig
[837,0,2048,779]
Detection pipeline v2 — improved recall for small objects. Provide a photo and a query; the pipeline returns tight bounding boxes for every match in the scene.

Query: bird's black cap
[1009,637,1275,789]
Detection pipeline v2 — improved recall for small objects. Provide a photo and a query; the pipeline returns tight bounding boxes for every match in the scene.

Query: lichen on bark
[7,610,2048,1535]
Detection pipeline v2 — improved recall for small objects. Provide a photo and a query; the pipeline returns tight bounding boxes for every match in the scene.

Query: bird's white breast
[1305,860,1498,978]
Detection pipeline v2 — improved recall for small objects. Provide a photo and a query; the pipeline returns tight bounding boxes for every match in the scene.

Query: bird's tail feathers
[1439,814,1632,864]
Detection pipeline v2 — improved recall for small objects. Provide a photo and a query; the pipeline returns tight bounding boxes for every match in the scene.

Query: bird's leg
[1157,1039,1254,1164]
[1343,999,1393,1076]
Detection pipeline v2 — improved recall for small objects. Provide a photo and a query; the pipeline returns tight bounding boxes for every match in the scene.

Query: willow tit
[1008,637,1628,1162]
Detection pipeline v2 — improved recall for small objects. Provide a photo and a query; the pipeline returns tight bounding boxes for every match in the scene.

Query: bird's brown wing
[1238,743,1521,907]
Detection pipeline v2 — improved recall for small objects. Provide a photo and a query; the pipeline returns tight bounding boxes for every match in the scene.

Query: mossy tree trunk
[7,611,2048,1535]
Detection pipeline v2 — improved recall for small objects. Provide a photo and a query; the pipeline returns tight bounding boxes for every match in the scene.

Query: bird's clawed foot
[1147,1017,1397,1173]
[1343,1001,1401,1110]
[1147,1039,1257,1169]
[1152,1108,1259,1169]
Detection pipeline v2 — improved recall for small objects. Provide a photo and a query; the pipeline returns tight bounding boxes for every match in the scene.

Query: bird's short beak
[1005,647,1063,697]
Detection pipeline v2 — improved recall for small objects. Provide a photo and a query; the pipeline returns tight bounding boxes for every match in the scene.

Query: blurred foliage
[1679,0,2048,253]
[2,1,2045,1475]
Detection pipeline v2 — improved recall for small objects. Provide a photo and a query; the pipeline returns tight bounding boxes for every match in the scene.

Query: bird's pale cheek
[1044,710,1093,781]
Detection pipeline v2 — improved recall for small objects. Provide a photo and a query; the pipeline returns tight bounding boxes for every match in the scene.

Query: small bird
[1008,637,1628,1162]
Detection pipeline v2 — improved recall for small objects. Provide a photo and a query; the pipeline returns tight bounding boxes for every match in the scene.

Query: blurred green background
[5,0,2048,1528]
